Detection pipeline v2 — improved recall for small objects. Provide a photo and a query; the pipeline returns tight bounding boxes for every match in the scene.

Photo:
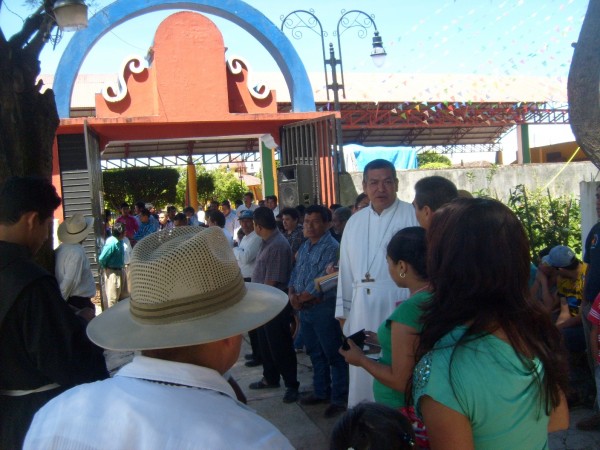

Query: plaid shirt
[252,230,292,290]
[285,225,306,256]
[289,232,339,297]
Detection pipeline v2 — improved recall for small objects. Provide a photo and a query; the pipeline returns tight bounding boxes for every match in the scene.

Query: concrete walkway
[230,337,600,450]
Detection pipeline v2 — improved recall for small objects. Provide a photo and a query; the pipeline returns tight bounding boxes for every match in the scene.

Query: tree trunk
[0,6,60,272]
[0,43,59,183]
[568,0,600,169]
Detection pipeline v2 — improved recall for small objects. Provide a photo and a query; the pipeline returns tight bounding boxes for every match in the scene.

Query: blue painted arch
[54,0,315,117]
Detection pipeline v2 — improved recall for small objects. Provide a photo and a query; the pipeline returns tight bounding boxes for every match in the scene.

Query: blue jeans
[300,296,348,405]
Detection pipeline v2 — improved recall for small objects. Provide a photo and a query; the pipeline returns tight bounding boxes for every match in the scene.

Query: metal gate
[280,115,340,206]
[84,121,107,308]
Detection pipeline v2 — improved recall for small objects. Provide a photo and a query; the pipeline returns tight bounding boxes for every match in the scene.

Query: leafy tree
[212,167,247,203]
[103,167,179,211]
[507,184,581,259]
[196,166,216,205]
[0,1,62,182]
[417,151,452,169]
[174,165,216,209]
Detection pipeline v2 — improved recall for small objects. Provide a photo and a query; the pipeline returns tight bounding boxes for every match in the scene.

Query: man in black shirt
[0,177,108,449]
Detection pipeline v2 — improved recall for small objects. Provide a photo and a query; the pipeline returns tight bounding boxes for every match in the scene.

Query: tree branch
[8,7,45,49]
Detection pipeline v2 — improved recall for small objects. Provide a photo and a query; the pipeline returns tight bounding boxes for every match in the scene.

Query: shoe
[300,394,329,405]
[283,388,299,403]
[324,404,346,418]
[244,359,262,368]
[249,379,280,390]
[576,413,600,431]
[244,354,255,361]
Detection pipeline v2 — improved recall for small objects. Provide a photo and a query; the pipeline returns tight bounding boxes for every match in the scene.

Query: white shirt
[224,211,236,236]
[197,209,206,225]
[221,227,235,247]
[122,236,132,265]
[24,356,292,450]
[233,231,262,278]
[54,243,96,299]
[335,199,418,406]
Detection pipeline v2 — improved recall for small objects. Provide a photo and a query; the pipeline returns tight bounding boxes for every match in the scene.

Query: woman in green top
[413,198,569,450]
[340,227,429,408]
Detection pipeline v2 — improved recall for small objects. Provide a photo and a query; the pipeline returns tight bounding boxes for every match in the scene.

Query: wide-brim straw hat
[57,213,94,244]
[87,227,286,351]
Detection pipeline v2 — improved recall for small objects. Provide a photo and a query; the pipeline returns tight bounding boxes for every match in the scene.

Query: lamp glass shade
[370,48,387,68]
[53,0,88,31]
[370,31,387,68]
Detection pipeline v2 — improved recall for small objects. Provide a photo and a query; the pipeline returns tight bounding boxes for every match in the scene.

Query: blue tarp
[347,145,418,171]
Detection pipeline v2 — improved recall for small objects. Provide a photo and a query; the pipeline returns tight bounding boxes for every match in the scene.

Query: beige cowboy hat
[87,227,287,351]
[57,213,95,244]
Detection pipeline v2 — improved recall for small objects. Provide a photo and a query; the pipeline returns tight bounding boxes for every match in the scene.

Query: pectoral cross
[362,272,375,294]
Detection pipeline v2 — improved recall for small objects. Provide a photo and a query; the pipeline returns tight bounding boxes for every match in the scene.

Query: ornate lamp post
[281,9,387,172]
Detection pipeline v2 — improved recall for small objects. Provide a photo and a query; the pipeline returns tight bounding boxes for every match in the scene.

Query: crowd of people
[2,159,600,449]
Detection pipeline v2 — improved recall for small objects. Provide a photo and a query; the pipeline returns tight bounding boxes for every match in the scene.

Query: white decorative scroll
[226,55,271,100]
[102,55,147,103]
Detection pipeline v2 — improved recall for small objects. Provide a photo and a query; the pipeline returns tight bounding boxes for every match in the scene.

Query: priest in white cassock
[335,159,418,406]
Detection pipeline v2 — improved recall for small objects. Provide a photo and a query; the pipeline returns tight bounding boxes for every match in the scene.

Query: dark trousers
[248,328,262,362]
[257,303,299,389]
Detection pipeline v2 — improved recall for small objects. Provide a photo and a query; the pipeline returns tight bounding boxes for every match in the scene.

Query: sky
[0,0,589,163]
[0,0,588,78]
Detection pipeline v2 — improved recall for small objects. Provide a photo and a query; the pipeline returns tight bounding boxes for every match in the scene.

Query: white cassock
[335,198,419,406]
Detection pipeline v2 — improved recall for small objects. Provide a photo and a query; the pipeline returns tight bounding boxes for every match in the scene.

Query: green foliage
[196,167,216,204]
[417,151,452,169]
[507,184,582,258]
[173,165,247,208]
[174,167,188,208]
[419,162,452,170]
[103,167,179,211]
[212,167,247,203]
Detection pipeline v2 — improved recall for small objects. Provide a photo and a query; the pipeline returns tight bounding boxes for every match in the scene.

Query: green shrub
[419,162,452,170]
[417,151,452,168]
[103,167,179,211]
[507,184,581,259]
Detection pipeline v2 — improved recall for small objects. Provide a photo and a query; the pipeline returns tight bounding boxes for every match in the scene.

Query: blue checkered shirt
[289,232,339,296]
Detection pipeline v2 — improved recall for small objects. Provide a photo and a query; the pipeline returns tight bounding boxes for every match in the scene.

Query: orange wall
[530,141,587,163]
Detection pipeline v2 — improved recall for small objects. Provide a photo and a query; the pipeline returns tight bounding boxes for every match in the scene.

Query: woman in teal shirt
[413,198,569,450]
[340,227,429,408]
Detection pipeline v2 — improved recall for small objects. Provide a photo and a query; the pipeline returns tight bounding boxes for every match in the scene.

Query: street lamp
[53,0,88,32]
[281,9,386,171]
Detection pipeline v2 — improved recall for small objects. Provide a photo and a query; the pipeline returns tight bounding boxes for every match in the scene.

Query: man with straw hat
[55,213,96,320]
[24,227,293,449]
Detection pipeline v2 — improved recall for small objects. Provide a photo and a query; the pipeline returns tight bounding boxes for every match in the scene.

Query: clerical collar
[370,199,399,216]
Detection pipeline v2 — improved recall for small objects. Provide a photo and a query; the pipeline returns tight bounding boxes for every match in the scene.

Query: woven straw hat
[57,213,94,244]
[87,227,286,351]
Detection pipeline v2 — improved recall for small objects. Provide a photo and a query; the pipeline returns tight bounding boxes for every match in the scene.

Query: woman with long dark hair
[340,227,428,408]
[413,198,569,449]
